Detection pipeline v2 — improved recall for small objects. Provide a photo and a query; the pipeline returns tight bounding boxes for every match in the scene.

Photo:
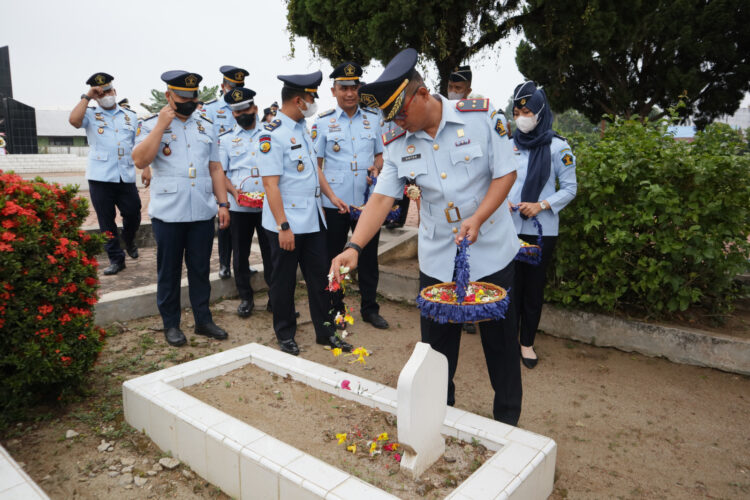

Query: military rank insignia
[494,118,507,137]
[311,124,317,139]
[259,135,271,153]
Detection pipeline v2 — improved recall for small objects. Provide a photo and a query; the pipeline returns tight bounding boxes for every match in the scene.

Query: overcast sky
[0,0,525,117]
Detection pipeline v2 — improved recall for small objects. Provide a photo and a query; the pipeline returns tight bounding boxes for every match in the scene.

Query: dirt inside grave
[185,364,492,498]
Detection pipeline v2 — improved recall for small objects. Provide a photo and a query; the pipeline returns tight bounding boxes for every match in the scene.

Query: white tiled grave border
[123,343,556,499]
[0,444,50,500]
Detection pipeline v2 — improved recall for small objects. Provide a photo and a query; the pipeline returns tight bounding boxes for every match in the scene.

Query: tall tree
[286,0,525,94]
[516,0,750,128]
[140,86,219,114]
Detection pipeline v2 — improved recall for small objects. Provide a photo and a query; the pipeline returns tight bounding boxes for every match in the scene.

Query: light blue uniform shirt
[219,123,265,214]
[134,110,220,223]
[81,105,138,183]
[508,137,577,236]
[313,105,383,208]
[374,95,520,282]
[257,111,325,234]
[202,98,237,137]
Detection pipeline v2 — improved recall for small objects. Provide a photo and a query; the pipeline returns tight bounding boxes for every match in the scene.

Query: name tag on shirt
[401,154,421,162]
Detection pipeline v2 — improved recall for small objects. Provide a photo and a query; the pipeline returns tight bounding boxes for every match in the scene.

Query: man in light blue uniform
[132,70,230,347]
[313,61,389,329]
[218,86,273,318]
[203,66,249,279]
[68,72,141,275]
[258,70,352,356]
[332,49,523,425]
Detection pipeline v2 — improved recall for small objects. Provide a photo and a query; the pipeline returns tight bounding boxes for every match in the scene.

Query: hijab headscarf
[512,81,555,218]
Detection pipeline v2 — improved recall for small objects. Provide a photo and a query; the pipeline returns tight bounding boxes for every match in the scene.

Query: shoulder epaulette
[263,119,282,132]
[200,114,213,124]
[318,108,335,118]
[456,98,489,112]
[219,129,233,138]
[554,133,567,141]
[382,126,406,146]
[204,98,218,105]
[363,107,378,115]
[122,107,137,114]
[142,113,158,121]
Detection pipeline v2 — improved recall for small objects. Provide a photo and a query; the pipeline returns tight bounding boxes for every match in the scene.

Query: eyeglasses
[394,87,423,121]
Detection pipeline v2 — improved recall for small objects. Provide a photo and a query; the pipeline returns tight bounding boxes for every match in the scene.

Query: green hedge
[550,117,750,316]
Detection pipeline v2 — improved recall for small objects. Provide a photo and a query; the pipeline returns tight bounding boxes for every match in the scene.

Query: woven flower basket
[515,215,543,265]
[416,239,510,324]
[236,176,264,208]
[349,175,399,222]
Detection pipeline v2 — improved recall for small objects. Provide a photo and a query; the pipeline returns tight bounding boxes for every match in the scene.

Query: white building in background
[34,109,88,155]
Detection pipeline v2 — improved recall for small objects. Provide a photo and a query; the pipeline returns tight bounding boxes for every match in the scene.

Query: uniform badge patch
[406,144,416,154]
[311,124,317,139]
[494,119,507,137]
[562,153,574,166]
[455,139,471,147]
[136,126,141,136]
[259,135,271,153]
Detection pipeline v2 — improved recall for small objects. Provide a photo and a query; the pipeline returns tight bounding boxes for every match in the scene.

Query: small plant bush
[0,171,106,421]
[549,117,750,316]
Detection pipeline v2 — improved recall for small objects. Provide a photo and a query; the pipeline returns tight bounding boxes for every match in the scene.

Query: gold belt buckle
[445,206,461,223]
[188,167,196,178]
[350,161,358,171]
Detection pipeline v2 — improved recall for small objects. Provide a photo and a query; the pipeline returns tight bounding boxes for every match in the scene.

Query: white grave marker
[397,342,448,479]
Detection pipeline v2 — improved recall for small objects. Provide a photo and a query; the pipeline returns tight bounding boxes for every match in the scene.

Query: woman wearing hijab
[508,81,578,368]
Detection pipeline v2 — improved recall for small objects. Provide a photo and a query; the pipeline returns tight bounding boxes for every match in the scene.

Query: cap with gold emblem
[277,71,322,99]
[223,86,257,111]
[329,61,362,86]
[86,72,114,91]
[449,65,472,82]
[161,70,203,98]
[357,48,418,122]
[219,65,248,88]
[513,81,542,111]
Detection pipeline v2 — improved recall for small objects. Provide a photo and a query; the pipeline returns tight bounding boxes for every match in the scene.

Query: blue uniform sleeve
[372,147,405,199]
[258,132,284,177]
[219,137,230,173]
[81,108,93,129]
[486,108,516,179]
[313,119,327,159]
[207,125,220,163]
[546,143,577,214]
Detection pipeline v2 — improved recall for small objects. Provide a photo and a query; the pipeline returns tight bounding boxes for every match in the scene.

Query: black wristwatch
[344,241,363,255]
[80,94,91,101]
[278,221,290,231]
[218,202,230,209]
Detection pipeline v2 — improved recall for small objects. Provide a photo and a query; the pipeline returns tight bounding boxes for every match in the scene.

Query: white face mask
[98,95,117,108]
[299,100,318,118]
[515,114,538,134]
[447,91,465,101]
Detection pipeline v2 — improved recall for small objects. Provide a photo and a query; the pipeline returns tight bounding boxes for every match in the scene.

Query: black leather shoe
[463,323,476,334]
[278,339,300,356]
[102,261,126,276]
[218,265,231,279]
[237,300,253,318]
[362,312,389,329]
[385,222,403,230]
[249,266,258,275]
[195,322,228,340]
[521,356,538,369]
[317,335,353,352]
[164,327,186,347]
[125,244,139,259]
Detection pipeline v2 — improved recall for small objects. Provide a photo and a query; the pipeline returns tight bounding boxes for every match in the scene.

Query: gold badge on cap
[232,89,243,101]
[235,71,244,81]
[360,93,378,109]
[185,74,198,87]
[520,98,527,106]
[95,74,105,85]
[344,64,356,77]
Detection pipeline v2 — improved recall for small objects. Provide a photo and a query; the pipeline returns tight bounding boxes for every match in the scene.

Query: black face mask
[173,100,198,116]
[236,112,256,129]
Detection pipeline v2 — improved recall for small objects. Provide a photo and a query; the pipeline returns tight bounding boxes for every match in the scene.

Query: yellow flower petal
[347,444,356,453]
[377,433,388,441]
[336,433,347,444]
[369,442,377,454]
[332,348,342,357]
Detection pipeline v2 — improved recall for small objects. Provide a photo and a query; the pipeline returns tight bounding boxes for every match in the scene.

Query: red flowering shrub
[0,171,106,417]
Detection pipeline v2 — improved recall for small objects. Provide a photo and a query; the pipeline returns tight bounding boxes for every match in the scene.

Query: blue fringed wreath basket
[515,215,543,265]
[350,176,400,222]
[417,239,510,324]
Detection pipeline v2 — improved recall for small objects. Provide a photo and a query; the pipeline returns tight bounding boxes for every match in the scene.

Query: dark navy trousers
[230,211,272,302]
[88,179,141,265]
[515,234,557,348]
[151,217,215,329]
[420,261,522,426]
[324,208,380,316]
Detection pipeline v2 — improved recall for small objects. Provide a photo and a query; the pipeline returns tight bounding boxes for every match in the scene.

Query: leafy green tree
[140,85,219,114]
[286,0,525,94]
[516,0,750,128]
